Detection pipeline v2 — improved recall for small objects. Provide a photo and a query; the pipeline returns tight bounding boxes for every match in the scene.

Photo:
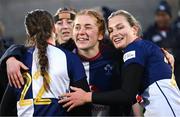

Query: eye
[56,21,63,25]
[85,26,92,30]
[67,20,73,25]
[117,25,124,30]
[74,26,80,30]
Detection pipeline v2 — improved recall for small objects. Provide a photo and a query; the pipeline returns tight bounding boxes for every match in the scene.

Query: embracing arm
[0,44,28,88]
[59,63,144,111]
[92,63,144,105]
[60,51,91,116]
[0,44,25,66]
[161,48,174,68]
[68,78,91,116]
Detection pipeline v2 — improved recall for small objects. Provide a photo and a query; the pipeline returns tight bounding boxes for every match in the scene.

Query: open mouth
[113,37,124,43]
[77,37,89,41]
[62,32,70,36]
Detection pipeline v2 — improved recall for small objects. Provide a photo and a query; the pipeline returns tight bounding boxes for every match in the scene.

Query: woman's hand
[58,86,92,112]
[6,57,28,88]
[161,48,174,68]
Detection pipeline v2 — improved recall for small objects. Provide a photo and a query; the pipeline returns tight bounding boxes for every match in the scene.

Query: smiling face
[73,14,103,51]
[108,13,139,49]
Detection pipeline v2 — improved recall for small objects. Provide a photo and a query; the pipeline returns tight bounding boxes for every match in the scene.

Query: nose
[78,27,86,35]
[109,29,120,41]
[62,21,69,29]
[112,29,119,36]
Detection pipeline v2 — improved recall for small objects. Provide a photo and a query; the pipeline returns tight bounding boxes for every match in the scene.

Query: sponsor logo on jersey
[123,50,136,62]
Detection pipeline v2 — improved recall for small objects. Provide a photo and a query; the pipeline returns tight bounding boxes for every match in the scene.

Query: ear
[132,25,139,36]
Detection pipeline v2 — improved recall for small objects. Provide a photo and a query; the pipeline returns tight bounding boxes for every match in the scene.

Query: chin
[63,37,71,41]
[77,45,88,50]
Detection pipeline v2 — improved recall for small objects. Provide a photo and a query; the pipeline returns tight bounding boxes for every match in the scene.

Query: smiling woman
[72,9,104,57]
[59,10,180,117]
[0,8,177,117]
[0,9,91,116]
[0,9,130,116]
[70,9,127,116]
[108,10,142,49]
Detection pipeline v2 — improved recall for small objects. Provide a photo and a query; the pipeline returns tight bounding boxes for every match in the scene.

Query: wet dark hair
[25,9,54,91]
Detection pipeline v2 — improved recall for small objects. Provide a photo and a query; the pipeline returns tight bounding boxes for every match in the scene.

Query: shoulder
[127,39,159,51]
[55,45,80,62]
[123,39,154,64]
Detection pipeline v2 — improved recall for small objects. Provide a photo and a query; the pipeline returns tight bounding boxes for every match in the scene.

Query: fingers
[19,62,28,85]
[20,62,29,70]
[6,59,28,88]
[7,69,23,88]
[58,97,70,104]
[59,98,76,112]
[7,73,12,87]
[67,105,75,112]
[13,73,21,88]
[161,48,167,54]
[8,71,23,88]
[161,48,174,68]
[17,70,24,86]
[9,74,18,88]
[63,100,73,108]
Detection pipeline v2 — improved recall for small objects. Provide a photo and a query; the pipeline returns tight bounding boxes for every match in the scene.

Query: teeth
[62,32,70,34]
[114,37,123,42]
[77,38,88,41]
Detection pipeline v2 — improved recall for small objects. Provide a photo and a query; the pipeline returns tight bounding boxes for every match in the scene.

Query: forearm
[92,63,144,105]
[69,78,91,116]
[71,77,90,92]
[0,44,25,68]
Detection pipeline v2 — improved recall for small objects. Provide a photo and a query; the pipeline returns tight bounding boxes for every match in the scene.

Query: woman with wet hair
[0,9,91,116]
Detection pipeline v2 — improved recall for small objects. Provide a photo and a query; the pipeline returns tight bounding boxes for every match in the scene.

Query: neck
[128,35,139,43]
[47,38,55,45]
[78,46,100,59]
[57,38,67,44]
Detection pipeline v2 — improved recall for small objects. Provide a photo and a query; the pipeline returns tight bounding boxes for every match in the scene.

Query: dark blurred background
[0,0,179,44]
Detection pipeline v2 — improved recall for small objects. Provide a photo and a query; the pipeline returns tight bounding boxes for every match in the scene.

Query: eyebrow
[85,24,93,27]
[75,23,94,27]
[109,22,122,27]
[116,23,123,27]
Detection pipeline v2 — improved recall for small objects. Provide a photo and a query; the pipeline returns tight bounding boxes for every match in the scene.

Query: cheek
[55,25,59,32]
[120,28,128,34]
[89,30,99,38]
[73,31,77,39]
[69,27,73,33]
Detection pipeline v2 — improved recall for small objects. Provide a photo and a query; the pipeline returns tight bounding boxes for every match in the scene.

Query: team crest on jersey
[123,50,136,62]
[104,64,112,75]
